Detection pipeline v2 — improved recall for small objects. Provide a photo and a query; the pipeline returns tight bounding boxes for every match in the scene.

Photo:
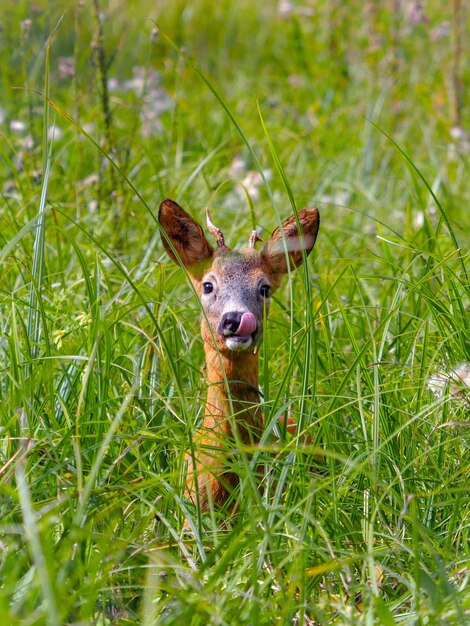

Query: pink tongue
[235,312,257,337]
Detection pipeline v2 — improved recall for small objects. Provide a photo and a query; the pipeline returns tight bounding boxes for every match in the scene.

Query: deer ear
[159,199,214,273]
[262,208,319,277]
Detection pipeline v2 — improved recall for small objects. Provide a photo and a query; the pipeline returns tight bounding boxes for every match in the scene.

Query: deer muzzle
[219,311,258,351]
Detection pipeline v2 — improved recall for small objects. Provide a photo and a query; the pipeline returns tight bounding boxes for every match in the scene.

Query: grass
[0,0,469,624]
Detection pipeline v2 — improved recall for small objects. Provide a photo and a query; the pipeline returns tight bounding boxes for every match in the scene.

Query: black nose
[219,311,242,336]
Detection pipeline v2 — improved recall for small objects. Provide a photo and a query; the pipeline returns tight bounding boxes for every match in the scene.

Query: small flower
[413,211,425,229]
[20,19,33,38]
[107,77,120,92]
[227,157,271,201]
[57,57,75,79]
[429,363,470,407]
[150,26,159,43]
[123,67,157,96]
[406,1,428,24]
[47,126,63,141]
[450,127,465,141]
[319,191,349,207]
[79,173,99,188]
[288,75,306,88]
[229,156,246,178]
[76,312,92,327]
[3,180,16,194]
[10,120,26,133]
[82,123,95,135]
[449,126,470,153]
[241,171,264,200]
[430,21,450,41]
[20,135,34,150]
[278,1,293,17]
[53,329,67,350]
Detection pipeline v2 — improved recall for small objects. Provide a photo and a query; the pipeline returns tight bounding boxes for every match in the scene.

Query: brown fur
[159,199,319,518]
[186,348,262,510]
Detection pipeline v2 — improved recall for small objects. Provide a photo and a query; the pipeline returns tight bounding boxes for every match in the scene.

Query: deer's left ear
[262,208,320,276]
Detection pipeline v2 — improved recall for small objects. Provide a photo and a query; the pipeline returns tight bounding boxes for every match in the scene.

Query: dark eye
[260,284,271,298]
[202,282,213,294]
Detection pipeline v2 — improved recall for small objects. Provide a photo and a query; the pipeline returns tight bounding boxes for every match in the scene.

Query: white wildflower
[450,127,465,141]
[20,19,33,37]
[429,363,470,406]
[107,77,120,92]
[241,171,264,200]
[278,1,293,17]
[413,211,425,229]
[140,88,174,137]
[57,56,75,78]
[20,135,34,150]
[430,22,450,42]
[10,120,26,133]
[82,123,95,135]
[319,190,349,206]
[229,156,246,178]
[47,126,63,141]
[288,75,306,88]
[79,173,99,188]
[406,1,428,24]
[124,67,161,96]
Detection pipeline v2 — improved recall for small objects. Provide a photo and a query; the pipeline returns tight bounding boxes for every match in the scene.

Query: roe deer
[159,198,320,518]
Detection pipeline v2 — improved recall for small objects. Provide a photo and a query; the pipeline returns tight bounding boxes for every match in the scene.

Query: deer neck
[203,344,262,442]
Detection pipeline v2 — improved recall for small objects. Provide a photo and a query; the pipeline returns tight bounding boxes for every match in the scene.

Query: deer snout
[219,311,257,337]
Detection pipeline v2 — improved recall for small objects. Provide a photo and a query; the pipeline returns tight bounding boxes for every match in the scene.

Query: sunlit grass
[0,1,468,624]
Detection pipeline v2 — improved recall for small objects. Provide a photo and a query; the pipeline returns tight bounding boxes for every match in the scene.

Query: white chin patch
[225,335,253,351]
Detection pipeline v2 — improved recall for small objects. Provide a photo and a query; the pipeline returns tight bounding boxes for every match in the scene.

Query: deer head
[159,198,320,354]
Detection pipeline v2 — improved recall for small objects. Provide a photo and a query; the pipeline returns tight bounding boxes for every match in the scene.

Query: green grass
[0,1,469,624]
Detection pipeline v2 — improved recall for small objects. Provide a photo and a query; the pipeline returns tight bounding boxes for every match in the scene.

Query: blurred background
[1,0,468,245]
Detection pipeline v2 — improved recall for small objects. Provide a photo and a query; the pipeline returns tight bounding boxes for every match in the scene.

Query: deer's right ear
[261,207,320,278]
[159,199,214,274]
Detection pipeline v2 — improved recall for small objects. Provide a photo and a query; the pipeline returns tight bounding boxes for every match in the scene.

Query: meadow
[0,0,469,623]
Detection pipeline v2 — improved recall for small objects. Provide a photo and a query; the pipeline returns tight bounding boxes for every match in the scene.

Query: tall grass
[0,1,468,624]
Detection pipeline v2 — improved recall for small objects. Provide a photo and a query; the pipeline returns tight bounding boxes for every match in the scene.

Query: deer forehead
[207,249,268,285]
